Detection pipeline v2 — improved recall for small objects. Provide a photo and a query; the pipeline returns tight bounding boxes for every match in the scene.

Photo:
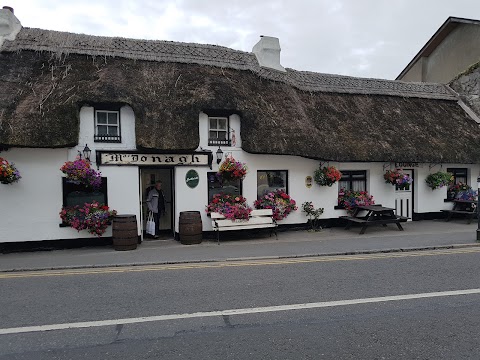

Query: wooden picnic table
[441,199,477,224]
[340,204,409,235]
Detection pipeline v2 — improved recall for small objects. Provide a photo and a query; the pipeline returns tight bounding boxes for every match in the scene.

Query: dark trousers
[153,212,161,236]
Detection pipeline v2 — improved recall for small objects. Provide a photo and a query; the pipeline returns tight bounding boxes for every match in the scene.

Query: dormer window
[94,110,121,143]
[208,117,231,146]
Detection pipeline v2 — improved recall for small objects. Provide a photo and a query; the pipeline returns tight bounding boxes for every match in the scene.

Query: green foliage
[425,171,453,190]
[301,201,324,231]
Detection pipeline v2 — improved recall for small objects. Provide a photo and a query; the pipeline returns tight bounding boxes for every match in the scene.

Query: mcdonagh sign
[98,152,211,167]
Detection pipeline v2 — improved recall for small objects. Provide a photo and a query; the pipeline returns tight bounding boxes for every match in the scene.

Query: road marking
[1,288,479,335]
[1,247,480,279]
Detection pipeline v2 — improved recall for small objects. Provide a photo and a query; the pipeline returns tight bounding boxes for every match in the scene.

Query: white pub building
[1,7,479,245]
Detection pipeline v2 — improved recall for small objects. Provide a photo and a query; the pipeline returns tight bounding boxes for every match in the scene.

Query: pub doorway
[394,169,413,221]
[140,168,175,240]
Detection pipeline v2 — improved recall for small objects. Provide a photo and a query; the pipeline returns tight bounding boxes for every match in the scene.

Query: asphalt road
[1,248,480,359]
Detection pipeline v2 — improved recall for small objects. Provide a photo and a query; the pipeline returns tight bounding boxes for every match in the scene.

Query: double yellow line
[1,247,479,279]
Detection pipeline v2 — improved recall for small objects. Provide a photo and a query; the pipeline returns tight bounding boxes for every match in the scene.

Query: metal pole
[477,176,480,241]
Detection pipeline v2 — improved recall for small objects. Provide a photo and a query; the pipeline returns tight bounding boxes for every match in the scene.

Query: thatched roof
[1,27,479,163]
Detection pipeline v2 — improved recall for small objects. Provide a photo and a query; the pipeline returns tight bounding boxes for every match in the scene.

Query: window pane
[218,119,227,130]
[108,126,118,136]
[352,181,366,192]
[97,112,107,124]
[257,171,287,199]
[339,180,350,191]
[207,172,241,203]
[97,125,108,135]
[209,118,217,129]
[107,113,118,124]
[217,130,227,140]
[209,131,217,139]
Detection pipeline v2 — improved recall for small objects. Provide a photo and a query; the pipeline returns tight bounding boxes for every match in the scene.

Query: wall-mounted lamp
[82,144,91,162]
[216,147,224,165]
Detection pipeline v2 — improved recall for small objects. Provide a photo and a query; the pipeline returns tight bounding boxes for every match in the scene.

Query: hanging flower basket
[313,166,342,186]
[60,201,117,237]
[206,193,252,220]
[425,171,453,190]
[60,159,101,190]
[0,157,21,184]
[338,189,375,214]
[254,189,297,221]
[383,168,412,189]
[217,156,247,182]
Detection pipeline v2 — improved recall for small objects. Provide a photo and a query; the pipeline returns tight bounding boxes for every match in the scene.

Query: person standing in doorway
[146,180,166,239]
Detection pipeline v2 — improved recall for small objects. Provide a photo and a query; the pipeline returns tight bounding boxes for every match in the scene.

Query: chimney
[252,35,286,72]
[0,6,21,48]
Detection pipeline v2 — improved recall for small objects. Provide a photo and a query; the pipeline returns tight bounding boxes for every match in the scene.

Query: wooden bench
[441,200,477,224]
[211,209,277,244]
[339,205,409,234]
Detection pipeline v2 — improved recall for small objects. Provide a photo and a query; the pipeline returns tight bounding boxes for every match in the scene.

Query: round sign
[305,175,313,188]
[185,169,199,189]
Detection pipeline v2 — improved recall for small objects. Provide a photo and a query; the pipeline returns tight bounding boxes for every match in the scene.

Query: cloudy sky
[5,0,480,79]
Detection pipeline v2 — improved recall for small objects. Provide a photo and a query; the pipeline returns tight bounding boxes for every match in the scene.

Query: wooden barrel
[179,211,203,245]
[112,215,138,251]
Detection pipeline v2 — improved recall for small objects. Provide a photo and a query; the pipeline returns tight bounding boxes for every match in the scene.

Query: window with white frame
[208,117,230,146]
[95,110,121,142]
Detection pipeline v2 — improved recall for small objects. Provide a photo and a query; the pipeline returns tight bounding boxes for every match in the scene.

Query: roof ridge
[1,27,456,100]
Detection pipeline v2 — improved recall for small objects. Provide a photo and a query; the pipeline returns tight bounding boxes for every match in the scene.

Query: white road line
[1,288,480,335]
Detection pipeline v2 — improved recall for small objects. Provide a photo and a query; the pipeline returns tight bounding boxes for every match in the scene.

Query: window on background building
[208,117,230,146]
[338,170,367,192]
[257,170,288,199]
[207,172,242,203]
[95,110,121,142]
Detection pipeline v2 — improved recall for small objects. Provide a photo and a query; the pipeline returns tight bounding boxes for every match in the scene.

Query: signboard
[305,176,313,188]
[395,162,420,168]
[185,170,199,188]
[98,152,210,167]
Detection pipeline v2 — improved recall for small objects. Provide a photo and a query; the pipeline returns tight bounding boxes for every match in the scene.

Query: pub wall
[1,146,478,243]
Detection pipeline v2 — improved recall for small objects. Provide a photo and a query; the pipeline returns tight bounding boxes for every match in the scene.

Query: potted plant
[301,201,324,231]
[206,193,252,220]
[60,201,117,236]
[383,168,412,189]
[338,188,375,214]
[314,165,342,186]
[217,156,248,182]
[448,182,471,200]
[60,159,102,190]
[455,189,478,201]
[254,189,297,221]
[0,157,21,184]
[425,171,453,190]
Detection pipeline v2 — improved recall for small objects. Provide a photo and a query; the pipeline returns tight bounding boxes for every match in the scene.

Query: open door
[140,168,174,239]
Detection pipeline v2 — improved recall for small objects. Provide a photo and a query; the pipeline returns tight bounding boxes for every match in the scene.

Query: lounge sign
[99,152,210,166]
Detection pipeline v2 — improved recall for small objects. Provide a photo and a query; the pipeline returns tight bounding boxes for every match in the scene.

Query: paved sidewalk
[0,220,479,272]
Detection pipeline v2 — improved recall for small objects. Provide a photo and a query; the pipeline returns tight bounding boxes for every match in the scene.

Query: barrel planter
[112,214,138,251]
[179,211,203,245]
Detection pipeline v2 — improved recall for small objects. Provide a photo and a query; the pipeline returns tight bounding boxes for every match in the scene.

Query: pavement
[0,220,479,272]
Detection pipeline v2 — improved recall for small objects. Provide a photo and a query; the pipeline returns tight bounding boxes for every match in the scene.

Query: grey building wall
[401,24,480,83]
